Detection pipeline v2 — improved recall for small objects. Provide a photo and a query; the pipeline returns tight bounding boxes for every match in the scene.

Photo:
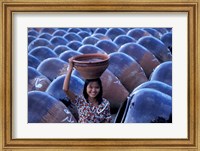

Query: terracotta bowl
[72,53,109,79]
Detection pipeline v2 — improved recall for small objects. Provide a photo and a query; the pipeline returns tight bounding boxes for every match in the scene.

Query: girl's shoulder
[74,95,87,104]
[75,95,84,100]
[102,98,110,106]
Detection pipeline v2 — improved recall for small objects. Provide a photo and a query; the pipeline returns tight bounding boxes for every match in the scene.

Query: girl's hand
[68,57,74,69]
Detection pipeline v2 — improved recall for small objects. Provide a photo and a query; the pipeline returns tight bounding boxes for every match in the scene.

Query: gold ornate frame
[0,0,199,150]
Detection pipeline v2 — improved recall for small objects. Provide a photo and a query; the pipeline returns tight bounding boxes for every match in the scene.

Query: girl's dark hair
[83,78,103,105]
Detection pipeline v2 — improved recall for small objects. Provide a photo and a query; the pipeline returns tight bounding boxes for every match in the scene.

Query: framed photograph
[1,0,199,150]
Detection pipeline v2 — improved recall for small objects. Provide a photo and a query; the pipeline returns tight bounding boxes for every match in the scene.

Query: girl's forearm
[63,66,73,93]
[63,57,77,102]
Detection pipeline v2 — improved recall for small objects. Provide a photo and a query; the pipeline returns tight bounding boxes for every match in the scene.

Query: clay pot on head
[95,40,119,54]
[77,44,106,54]
[138,36,172,62]
[72,53,109,79]
[108,52,148,92]
[28,67,51,92]
[29,46,57,61]
[123,89,172,123]
[37,58,68,81]
[118,43,160,78]
[28,91,77,123]
[150,61,172,86]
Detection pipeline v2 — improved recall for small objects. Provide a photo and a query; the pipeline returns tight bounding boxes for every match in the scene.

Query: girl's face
[86,81,100,99]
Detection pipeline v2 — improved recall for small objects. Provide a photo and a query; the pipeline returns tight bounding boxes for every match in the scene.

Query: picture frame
[0,0,199,150]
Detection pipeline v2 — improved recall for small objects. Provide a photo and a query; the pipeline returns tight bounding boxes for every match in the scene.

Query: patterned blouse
[74,95,112,123]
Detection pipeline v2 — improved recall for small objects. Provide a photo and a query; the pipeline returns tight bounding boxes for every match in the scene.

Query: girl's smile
[86,81,100,99]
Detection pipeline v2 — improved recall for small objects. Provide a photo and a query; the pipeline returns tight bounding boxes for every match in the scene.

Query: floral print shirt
[74,95,111,123]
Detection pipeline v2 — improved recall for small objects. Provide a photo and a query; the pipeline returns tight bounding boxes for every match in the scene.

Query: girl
[63,57,111,123]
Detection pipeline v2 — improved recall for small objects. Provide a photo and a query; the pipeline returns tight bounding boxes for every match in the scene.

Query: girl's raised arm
[63,57,77,103]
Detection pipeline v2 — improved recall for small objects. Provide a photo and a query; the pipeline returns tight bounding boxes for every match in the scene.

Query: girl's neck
[88,97,98,106]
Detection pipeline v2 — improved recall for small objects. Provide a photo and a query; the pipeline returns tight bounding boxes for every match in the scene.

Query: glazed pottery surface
[127,28,151,40]
[67,41,83,51]
[59,50,83,62]
[45,75,84,121]
[38,33,52,40]
[150,61,172,86]
[28,38,53,52]
[132,81,172,97]
[28,67,51,92]
[82,36,99,45]
[138,36,172,62]
[105,28,126,40]
[53,45,72,55]
[28,54,41,69]
[95,40,119,54]
[119,43,160,78]
[28,91,77,123]
[37,58,68,81]
[78,44,106,54]
[124,89,172,123]
[113,35,136,47]
[108,52,148,92]
[100,69,129,113]
[63,32,82,42]
[29,46,57,61]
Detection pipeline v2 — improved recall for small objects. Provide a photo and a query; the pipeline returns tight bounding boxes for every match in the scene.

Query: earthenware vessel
[108,52,148,92]
[72,53,109,79]
[150,61,172,86]
[124,89,172,123]
[118,43,160,78]
[28,91,77,123]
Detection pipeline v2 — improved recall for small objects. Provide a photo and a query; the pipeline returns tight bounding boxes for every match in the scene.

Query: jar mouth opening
[72,53,109,64]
